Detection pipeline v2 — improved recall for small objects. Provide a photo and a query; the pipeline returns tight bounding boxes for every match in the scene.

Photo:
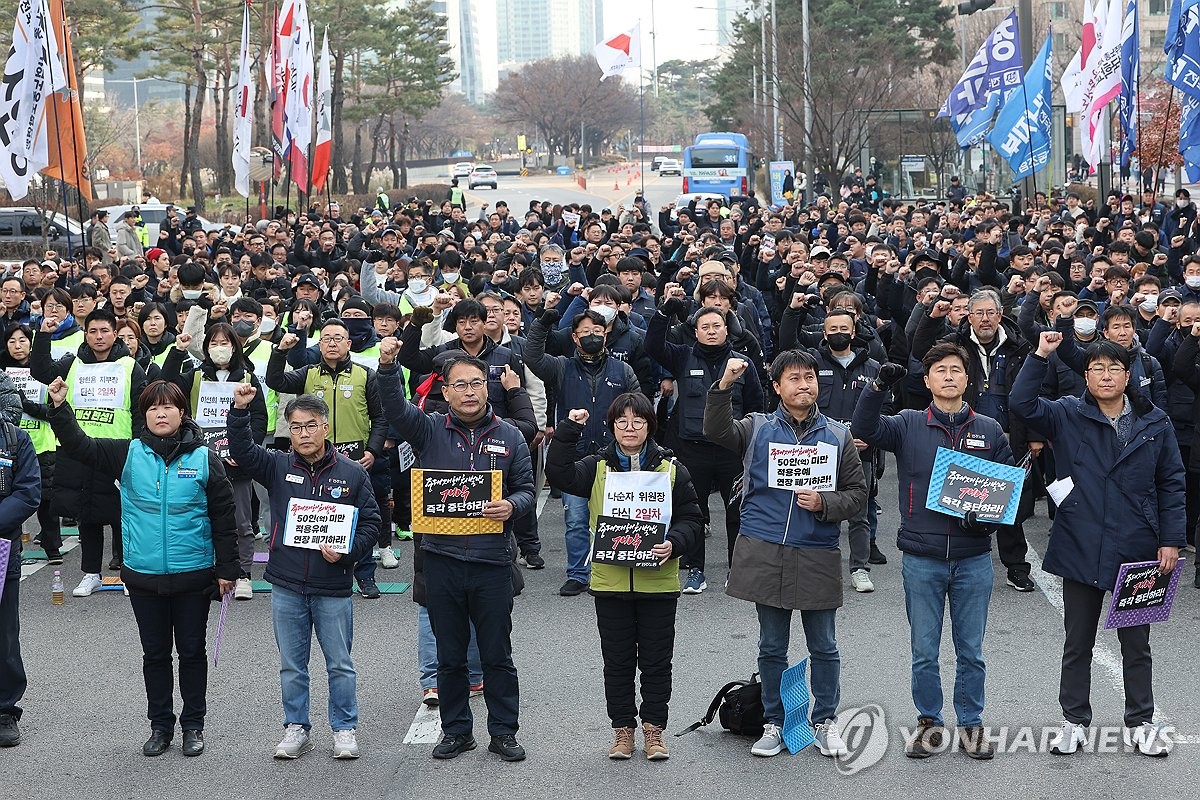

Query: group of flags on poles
[1165,0,1200,181]
[0,0,90,201]
[937,0,1150,183]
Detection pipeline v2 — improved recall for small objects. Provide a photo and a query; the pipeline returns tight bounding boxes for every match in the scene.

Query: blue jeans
[901,551,993,727]
[563,492,591,584]
[418,605,481,690]
[755,604,840,727]
[270,585,358,731]
[867,496,879,542]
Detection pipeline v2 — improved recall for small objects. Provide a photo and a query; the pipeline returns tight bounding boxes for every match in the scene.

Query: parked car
[468,164,498,190]
[104,203,222,246]
[453,161,474,178]
[0,207,86,259]
[651,156,667,172]
[658,158,682,176]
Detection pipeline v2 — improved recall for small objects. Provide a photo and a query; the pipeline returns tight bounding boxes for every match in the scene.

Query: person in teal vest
[160,322,268,602]
[265,317,388,598]
[31,307,149,598]
[546,392,703,761]
[45,377,238,758]
[2,324,60,563]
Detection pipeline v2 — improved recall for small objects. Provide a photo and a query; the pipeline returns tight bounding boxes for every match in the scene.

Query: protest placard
[410,468,503,535]
[766,442,838,491]
[591,515,665,569]
[924,447,1026,526]
[72,361,126,409]
[1105,558,1187,629]
[283,498,357,553]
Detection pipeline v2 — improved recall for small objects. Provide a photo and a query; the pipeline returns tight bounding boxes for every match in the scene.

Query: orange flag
[41,0,92,201]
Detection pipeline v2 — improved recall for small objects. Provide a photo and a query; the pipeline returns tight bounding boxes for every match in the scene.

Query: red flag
[41,0,92,200]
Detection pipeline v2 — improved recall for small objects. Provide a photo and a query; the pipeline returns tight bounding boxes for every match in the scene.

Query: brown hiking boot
[957,726,995,760]
[642,723,669,760]
[905,717,945,759]
[608,727,634,759]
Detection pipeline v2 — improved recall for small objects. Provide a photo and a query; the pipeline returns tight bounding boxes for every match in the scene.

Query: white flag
[310,27,332,192]
[232,2,254,198]
[285,0,313,191]
[593,23,641,79]
[1061,0,1096,114]
[1080,0,1125,165]
[0,0,66,199]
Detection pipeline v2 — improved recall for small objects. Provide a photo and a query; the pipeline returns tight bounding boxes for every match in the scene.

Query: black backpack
[676,674,765,738]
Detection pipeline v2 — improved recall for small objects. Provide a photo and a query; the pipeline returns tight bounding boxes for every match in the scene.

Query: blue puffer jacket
[377,364,535,566]
[228,407,380,597]
[853,386,1014,560]
[1011,355,1186,589]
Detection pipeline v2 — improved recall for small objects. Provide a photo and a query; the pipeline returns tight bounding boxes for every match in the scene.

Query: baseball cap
[809,246,832,259]
[294,274,322,289]
[1075,298,1099,316]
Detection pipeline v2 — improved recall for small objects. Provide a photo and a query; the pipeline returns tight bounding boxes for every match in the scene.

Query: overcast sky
[603,0,730,70]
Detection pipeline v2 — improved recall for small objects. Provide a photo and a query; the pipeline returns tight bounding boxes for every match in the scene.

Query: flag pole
[638,60,645,196]
[1016,47,1037,209]
[1155,86,1174,190]
[42,0,75,257]
[56,1,88,254]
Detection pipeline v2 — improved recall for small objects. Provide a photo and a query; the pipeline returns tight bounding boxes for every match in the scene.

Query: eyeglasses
[1086,365,1127,376]
[288,421,324,434]
[319,335,347,344]
[969,309,1000,318]
[614,418,648,431]
[446,379,486,393]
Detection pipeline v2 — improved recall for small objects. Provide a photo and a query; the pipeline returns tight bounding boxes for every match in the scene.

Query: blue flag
[1118,0,1139,167]
[989,32,1053,181]
[1165,0,1200,180]
[939,11,1023,148]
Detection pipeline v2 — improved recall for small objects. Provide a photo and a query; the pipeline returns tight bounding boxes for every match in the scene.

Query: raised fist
[233,383,257,408]
[277,332,300,351]
[876,362,907,390]
[567,408,590,425]
[410,305,435,326]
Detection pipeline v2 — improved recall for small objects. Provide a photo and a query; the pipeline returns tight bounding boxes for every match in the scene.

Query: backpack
[676,674,765,738]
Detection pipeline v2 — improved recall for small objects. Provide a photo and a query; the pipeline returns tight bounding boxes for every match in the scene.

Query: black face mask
[577,334,605,355]
[345,318,374,346]
[826,333,853,352]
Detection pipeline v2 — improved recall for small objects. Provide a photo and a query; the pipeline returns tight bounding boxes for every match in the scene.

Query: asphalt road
[6,460,1198,800]
[462,169,682,224]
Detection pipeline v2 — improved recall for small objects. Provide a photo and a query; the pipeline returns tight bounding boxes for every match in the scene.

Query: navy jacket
[0,421,40,542]
[853,386,1014,560]
[1011,355,1186,588]
[228,407,380,597]
[376,364,535,566]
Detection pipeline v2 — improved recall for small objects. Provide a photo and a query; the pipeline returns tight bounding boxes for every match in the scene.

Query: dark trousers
[36,498,61,554]
[1060,578,1154,727]
[996,523,1030,575]
[128,589,211,732]
[513,504,541,556]
[424,552,519,736]
[594,595,677,728]
[353,485,394,582]
[79,521,122,574]
[0,543,25,718]
[1181,447,1198,547]
[389,458,412,530]
[672,437,741,571]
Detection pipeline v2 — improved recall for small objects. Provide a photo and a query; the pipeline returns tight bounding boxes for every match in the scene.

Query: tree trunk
[214,62,233,196]
[190,60,208,212]
[351,124,365,194]
[399,117,409,189]
[388,117,399,189]
[180,83,193,199]
[365,115,383,192]
[331,48,348,194]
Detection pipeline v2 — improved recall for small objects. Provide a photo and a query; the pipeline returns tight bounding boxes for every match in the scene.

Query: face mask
[345,318,374,342]
[408,278,429,294]
[590,305,617,325]
[1140,295,1159,313]
[541,261,564,283]
[258,317,277,336]
[232,320,257,339]
[1074,317,1097,337]
[577,334,605,355]
[1178,199,1190,209]
[442,272,460,285]
[1187,276,1200,289]
[182,289,203,300]
[208,344,234,365]
[826,333,853,352]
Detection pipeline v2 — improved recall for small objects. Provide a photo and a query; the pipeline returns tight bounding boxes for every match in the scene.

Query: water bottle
[51,570,64,605]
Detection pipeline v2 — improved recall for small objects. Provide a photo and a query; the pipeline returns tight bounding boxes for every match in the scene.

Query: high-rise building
[434,0,499,104]
[716,0,751,47]
[497,0,602,76]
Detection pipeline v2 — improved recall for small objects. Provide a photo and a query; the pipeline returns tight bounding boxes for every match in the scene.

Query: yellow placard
[411,468,503,535]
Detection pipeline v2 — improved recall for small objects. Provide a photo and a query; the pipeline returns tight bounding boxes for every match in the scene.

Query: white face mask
[408,278,429,294]
[258,317,277,336]
[1178,198,1190,209]
[590,305,617,325]
[181,289,203,300]
[1140,295,1159,313]
[442,272,460,285]
[1074,317,1098,337]
[1187,276,1200,289]
[208,344,234,366]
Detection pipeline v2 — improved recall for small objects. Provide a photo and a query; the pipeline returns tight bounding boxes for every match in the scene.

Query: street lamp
[104,77,143,176]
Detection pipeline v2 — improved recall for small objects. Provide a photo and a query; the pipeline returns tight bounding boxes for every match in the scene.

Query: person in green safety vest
[30,306,149,599]
[448,179,464,210]
[265,317,388,599]
[36,288,84,362]
[376,188,390,213]
[137,302,177,367]
[160,322,268,602]
[2,324,60,564]
[230,297,282,436]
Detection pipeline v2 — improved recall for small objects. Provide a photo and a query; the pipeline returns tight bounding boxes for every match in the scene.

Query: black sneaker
[868,543,888,565]
[358,578,382,599]
[45,551,63,566]
[0,713,19,747]
[143,730,172,757]
[489,734,526,762]
[62,517,77,528]
[519,552,545,570]
[108,557,123,571]
[432,733,477,760]
[1007,572,1036,592]
[182,729,205,757]
[558,579,587,596]
[548,486,561,499]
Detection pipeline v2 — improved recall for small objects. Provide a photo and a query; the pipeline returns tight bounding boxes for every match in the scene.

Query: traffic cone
[614,181,620,190]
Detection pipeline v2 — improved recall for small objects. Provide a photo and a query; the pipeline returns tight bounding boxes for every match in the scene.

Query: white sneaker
[72,573,102,597]
[378,547,399,569]
[332,729,360,759]
[850,569,874,593]
[1124,722,1173,757]
[274,724,314,759]
[234,578,253,601]
[1048,721,1087,755]
[751,723,785,757]
[815,720,848,757]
